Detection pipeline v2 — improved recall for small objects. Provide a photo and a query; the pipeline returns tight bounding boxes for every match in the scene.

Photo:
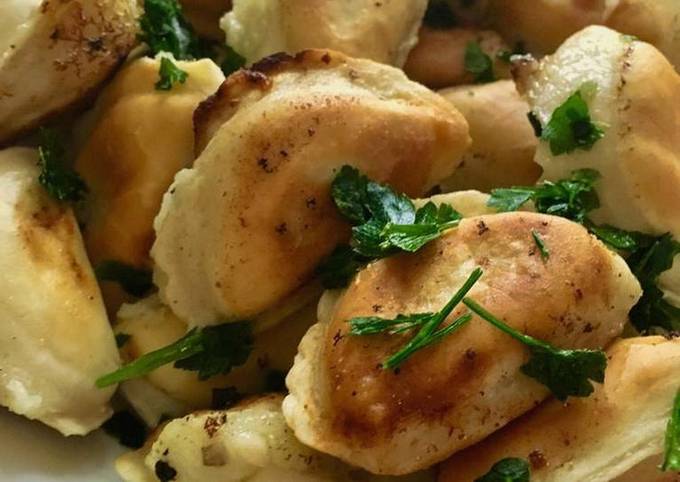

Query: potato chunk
[284,212,641,474]
[0,147,119,435]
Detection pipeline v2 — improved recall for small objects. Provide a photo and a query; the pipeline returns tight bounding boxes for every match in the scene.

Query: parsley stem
[383,267,483,369]
[96,330,204,388]
[462,297,552,352]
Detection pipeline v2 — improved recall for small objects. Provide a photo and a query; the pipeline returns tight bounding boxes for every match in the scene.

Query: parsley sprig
[476,458,530,482]
[96,321,253,387]
[318,166,462,288]
[37,128,88,202]
[349,268,607,400]
[349,267,481,369]
[488,170,680,332]
[535,84,605,155]
[462,298,607,401]
[662,388,680,471]
[465,41,495,84]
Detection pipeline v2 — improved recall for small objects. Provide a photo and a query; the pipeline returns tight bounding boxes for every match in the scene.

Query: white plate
[0,407,124,481]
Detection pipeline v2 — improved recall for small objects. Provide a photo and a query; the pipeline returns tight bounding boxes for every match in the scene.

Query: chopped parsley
[465,41,496,84]
[627,234,680,332]
[94,261,153,298]
[37,128,88,203]
[155,56,188,90]
[318,166,462,288]
[540,85,605,155]
[662,388,680,472]
[463,297,607,401]
[221,45,247,76]
[139,0,203,90]
[96,321,253,387]
[531,229,549,261]
[476,458,530,482]
[348,268,481,369]
[488,168,600,222]
[423,0,457,29]
[102,410,147,449]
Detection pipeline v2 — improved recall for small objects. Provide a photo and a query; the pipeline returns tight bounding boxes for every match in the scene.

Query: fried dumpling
[438,80,540,192]
[74,56,225,313]
[439,336,680,482]
[0,0,139,144]
[116,395,435,482]
[284,211,641,475]
[151,49,470,327]
[518,26,680,238]
[220,0,427,66]
[0,147,119,435]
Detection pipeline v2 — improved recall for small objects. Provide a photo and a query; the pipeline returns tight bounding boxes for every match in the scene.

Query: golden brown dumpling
[438,80,540,192]
[151,49,470,328]
[220,0,427,66]
[440,336,680,482]
[284,212,641,475]
[0,0,139,144]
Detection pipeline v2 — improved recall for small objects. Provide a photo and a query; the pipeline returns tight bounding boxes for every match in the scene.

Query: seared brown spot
[528,449,547,469]
[203,414,227,438]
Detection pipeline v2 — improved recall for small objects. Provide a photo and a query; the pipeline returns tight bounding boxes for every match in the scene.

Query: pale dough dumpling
[114,293,317,412]
[152,49,470,327]
[0,0,139,144]
[116,395,435,482]
[519,26,680,238]
[439,336,680,482]
[438,80,540,192]
[284,211,641,475]
[220,0,427,66]
[0,148,119,435]
[75,56,225,313]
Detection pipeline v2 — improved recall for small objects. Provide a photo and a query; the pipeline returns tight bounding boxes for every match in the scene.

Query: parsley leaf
[488,168,600,223]
[37,128,88,202]
[541,86,604,155]
[476,458,530,482]
[96,321,253,387]
[662,388,680,472]
[627,234,680,332]
[465,41,496,84]
[140,0,199,59]
[221,45,247,76]
[319,166,462,288]
[155,57,188,90]
[348,268,482,369]
[95,261,154,298]
[531,229,549,261]
[463,297,607,401]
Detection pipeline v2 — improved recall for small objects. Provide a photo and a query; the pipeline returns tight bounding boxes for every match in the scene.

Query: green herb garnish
[475,458,530,482]
[531,229,549,261]
[476,458,530,482]
[627,234,680,332]
[463,297,607,401]
[96,321,253,387]
[319,166,462,288]
[221,45,247,76]
[541,86,605,155]
[465,41,495,84]
[348,268,482,370]
[37,128,88,202]
[662,388,680,472]
[95,261,153,298]
[155,56,188,90]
